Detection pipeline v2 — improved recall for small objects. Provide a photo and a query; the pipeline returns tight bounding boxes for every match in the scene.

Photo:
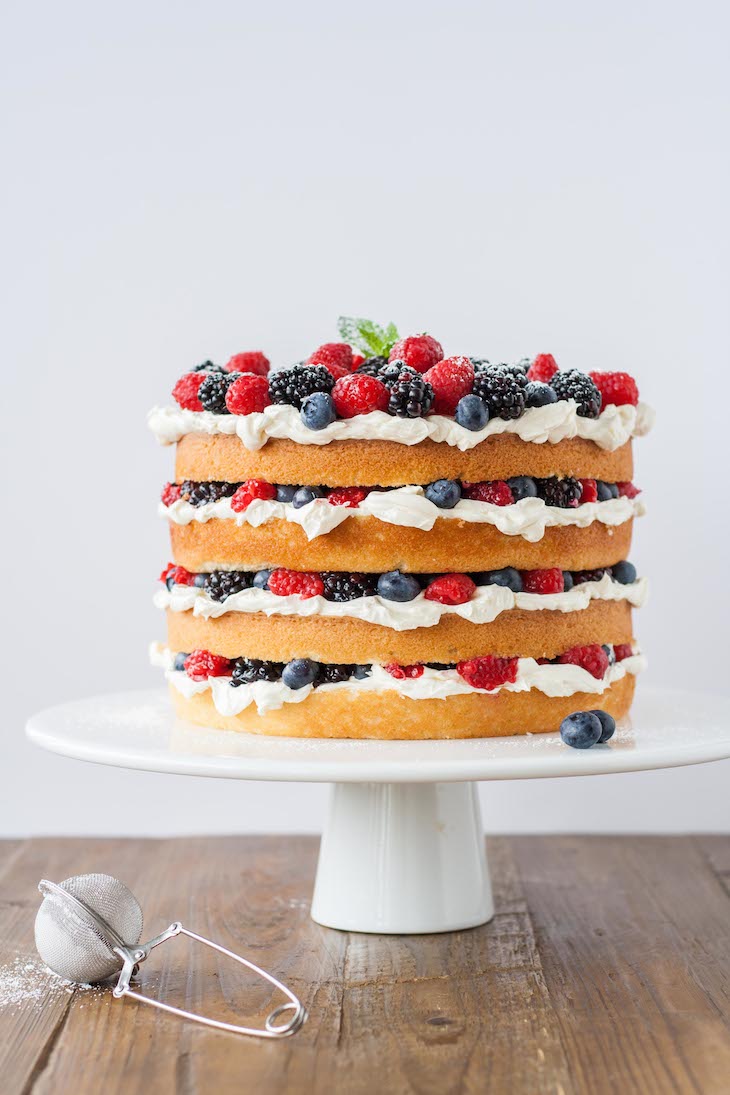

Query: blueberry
[292,486,324,509]
[377,570,422,601]
[300,391,336,431]
[455,394,489,431]
[562,571,574,592]
[282,658,319,689]
[524,381,558,408]
[425,479,462,509]
[596,481,614,502]
[590,709,616,743]
[352,664,372,680]
[253,568,273,590]
[276,484,298,503]
[506,476,537,501]
[192,573,207,588]
[559,711,603,749]
[476,567,523,593]
[602,644,616,667]
[165,575,176,591]
[173,652,188,672]
[612,560,637,585]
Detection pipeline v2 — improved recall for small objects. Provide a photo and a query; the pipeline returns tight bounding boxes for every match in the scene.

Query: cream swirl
[154,574,648,631]
[148,400,654,453]
[161,488,645,543]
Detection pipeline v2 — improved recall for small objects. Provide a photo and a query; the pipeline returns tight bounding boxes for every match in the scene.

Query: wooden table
[1,836,729,1094]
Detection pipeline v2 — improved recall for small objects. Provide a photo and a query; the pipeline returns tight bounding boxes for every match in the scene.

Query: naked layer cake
[149,319,652,739]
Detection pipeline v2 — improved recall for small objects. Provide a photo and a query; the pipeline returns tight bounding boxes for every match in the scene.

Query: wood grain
[1,836,728,1095]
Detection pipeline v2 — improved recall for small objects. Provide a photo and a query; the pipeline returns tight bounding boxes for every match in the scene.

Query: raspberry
[383,663,424,679]
[172,372,205,411]
[617,481,641,499]
[521,569,564,594]
[307,343,354,379]
[462,481,515,506]
[423,355,475,415]
[159,562,194,587]
[351,354,364,369]
[230,479,276,512]
[321,572,377,601]
[225,373,271,414]
[614,643,633,662]
[424,573,476,605]
[388,335,443,373]
[589,371,639,409]
[327,486,368,508]
[161,482,181,507]
[332,374,389,418]
[225,351,270,376]
[456,655,518,690]
[558,644,609,680]
[269,365,334,409]
[472,367,526,420]
[579,478,598,503]
[527,353,558,383]
[550,369,601,418]
[268,568,325,598]
[184,650,231,681]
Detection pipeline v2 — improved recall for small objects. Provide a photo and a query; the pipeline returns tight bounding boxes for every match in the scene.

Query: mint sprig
[337,316,399,359]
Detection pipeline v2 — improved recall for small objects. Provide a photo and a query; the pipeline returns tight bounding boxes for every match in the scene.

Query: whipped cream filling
[161,488,645,543]
[151,643,646,717]
[148,400,654,454]
[154,574,648,631]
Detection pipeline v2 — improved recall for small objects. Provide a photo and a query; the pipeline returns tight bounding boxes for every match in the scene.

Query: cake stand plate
[26,686,730,935]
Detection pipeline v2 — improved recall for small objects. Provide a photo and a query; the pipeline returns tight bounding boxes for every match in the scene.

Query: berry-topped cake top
[149,316,653,453]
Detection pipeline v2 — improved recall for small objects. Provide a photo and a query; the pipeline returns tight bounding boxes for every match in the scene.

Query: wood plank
[693,835,730,896]
[512,835,730,1095]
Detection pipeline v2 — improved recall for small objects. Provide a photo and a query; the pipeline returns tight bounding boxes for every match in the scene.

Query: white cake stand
[26,686,730,935]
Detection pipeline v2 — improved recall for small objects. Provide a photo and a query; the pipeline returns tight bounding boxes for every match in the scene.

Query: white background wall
[2,0,728,836]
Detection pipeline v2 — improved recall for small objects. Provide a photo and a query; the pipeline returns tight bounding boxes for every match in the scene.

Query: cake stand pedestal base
[311,782,491,934]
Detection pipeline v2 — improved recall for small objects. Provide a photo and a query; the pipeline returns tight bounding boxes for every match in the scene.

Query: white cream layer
[151,643,646,717]
[148,400,654,453]
[154,574,648,631]
[161,488,645,544]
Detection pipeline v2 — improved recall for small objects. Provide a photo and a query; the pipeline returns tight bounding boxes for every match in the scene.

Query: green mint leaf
[337,315,400,358]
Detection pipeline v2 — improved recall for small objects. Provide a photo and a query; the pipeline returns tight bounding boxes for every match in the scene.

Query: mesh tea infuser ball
[35,874,306,1038]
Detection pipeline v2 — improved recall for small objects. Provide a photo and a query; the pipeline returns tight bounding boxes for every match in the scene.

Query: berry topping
[527,353,559,383]
[292,486,324,508]
[521,568,564,594]
[351,355,364,369]
[230,478,277,512]
[232,657,283,685]
[614,643,634,662]
[578,478,598,503]
[161,482,181,507]
[560,711,603,749]
[562,571,574,591]
[423,355,475,415]
[306,342,354,379]
[383,663,424,679]
[462,480,515,506]
[536,477,582,508]
[477,567,523,592]
[268,568,325,599]
[456,655,518,690]
[550,369,601,418]
[572,568,608,585]
[332,373,390,418]
[590,709,616,743]
[612,560,637,585]
[596,480,618,502]
[589,371,639,409]
[172,372,206,411]
[425,479,462,509]
[424,573,476,605]
[275,485,297,503]
[178,480,238,506]
[327,486,368,508]
[191,361,225,373]
[282,658,319,689]
[203,570,251,601]
[559,644,610,680]
[225,373,271,415]
[316,663,358,685]
[300,391,337,430]
[506,476,537,501]
[354,355,389,376]
[386,367,435,418]
[524,381,558,408]
[377,570,422,602]
[388,334,443,373]
[321,572,377,601]
[198,371,241,414]
[454,394,489,431]
[160,563,194,589]
[225,351,270,376]
[269,365,334,409]
[253,569,273,589]
[184,650,231,681]
[617,481,641,499]
[472,366,526,420]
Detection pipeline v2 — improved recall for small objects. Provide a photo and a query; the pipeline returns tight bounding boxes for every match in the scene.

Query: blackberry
[268,365,334,409]
[496,362,528,387]
[355,355,389,377]
[203,570,251,602]
[472,366,526,420]
[425,661,453,671]
[378,361,419,388]
[315,663,357,686]
[470,358,491,372]
[536,477,582,508]
[550,369,601,418]
[191,360,226,373]
[387,369,434,418]
[322,572,378,602]
[231,657,284,686]
[198,370,241,413]
[179,480,239,506]
[573,568,608,585]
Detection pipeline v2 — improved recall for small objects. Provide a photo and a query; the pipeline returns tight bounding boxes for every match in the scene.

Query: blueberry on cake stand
[26,685,730,935]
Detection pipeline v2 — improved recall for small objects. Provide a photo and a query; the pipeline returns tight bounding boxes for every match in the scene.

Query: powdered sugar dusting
[0,956,102,1011]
